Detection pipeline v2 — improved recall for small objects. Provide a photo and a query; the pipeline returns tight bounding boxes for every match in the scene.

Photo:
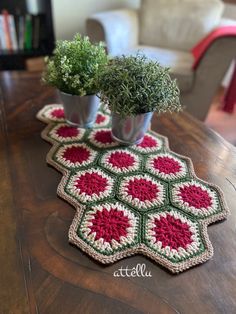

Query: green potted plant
[42,34,108,128]
[99,54,181,144]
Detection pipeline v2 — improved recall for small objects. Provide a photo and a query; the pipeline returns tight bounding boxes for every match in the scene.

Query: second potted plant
[42,34,108,128]
[99,54,181,144]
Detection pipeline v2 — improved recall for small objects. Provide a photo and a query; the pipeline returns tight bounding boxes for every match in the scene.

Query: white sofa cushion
[123,45,194,92]
[139,0,224,51]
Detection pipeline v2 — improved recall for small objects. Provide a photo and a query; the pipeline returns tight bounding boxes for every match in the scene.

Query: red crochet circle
[56,126,79,138]
[75,172,108,196]
[138,135,157,148]
[51,108,64,119]
[108,151,135,168]
[179,184,212,209]
[89,207,130,243]
[94,130,113,144]
[63,146,90,164]
[152,214,193,250]
[126,178,159,201]
[96,114,106,124]
[153,156,181,174]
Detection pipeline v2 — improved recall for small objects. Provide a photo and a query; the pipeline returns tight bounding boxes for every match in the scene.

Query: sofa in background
[87,0,236,121]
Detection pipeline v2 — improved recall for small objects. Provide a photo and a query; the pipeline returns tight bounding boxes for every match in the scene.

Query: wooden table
[0,71,236,314]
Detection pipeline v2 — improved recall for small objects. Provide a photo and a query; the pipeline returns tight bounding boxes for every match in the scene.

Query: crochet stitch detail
[126,178,159,202]
[75,172,108,196]
[37,104,229,273]
[94,130,114,144]
[63,146,90,164]
[96,113,106,124]
[51,108,65,119]
[152,214,193,250]
[89,207,130,243]
[138,135,157,148]
[108,151,135,168]
[179,185,212,209]
[56,125,79,138]
[153,156,181,174]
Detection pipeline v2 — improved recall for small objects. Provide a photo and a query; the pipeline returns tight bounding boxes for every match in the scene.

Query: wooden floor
[206,86,236,145]
[206,104,236,146]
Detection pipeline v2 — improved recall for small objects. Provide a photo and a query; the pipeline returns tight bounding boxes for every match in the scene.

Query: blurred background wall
[52,0,141,40]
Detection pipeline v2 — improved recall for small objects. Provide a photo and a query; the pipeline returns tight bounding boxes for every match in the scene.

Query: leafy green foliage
[42,34,108,96]
[98,54,181,116]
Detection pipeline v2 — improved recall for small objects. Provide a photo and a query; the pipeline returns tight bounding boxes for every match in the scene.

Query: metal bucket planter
[59,91,100,128]
[111,111,153,145]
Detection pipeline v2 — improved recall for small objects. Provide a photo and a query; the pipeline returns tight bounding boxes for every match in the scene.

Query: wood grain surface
[0,71,236,314]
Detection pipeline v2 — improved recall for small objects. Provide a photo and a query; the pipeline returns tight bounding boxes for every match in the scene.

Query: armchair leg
[180,91,215,121]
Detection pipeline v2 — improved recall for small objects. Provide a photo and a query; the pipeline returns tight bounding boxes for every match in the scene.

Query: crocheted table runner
[37,104,229,273]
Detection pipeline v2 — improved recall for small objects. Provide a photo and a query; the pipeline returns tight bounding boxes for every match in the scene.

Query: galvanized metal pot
[111,111,153,145]
[58,91,100,128]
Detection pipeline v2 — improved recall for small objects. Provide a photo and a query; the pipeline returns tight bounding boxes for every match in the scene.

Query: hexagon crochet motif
[37,104,229,273]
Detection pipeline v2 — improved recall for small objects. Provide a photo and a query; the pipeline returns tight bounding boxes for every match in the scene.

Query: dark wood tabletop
[0,71,236,314]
